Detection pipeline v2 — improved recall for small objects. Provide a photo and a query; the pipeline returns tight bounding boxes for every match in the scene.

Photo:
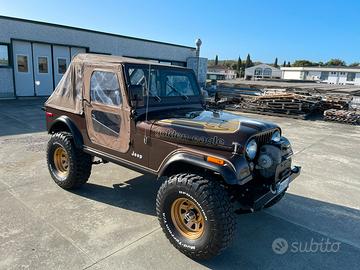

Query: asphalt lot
[0,98,359,270]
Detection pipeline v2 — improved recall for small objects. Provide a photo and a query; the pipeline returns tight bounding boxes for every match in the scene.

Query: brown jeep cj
[44,54,300,260]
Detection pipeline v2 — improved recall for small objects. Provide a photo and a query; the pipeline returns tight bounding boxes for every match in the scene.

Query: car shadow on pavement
[71,175,360,269]
[201,193,360,270]
[71,174,162,216]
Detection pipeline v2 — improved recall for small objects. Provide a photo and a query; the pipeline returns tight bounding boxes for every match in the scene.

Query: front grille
[253,129,276,145]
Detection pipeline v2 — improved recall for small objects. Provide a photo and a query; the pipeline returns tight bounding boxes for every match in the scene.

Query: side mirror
[129,85,144,107]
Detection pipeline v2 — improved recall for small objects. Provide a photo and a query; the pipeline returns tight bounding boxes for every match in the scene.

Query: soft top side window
[90,71,121,106]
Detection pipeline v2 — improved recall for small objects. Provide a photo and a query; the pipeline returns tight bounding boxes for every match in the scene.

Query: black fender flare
[48,116,84,149]
[158,152,239,185]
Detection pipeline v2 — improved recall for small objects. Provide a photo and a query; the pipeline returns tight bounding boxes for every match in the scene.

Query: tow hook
[270,184,277,194]
[92,158,109,165]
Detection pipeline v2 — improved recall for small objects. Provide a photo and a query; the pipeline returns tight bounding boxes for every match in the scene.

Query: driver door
[83,67,130,153]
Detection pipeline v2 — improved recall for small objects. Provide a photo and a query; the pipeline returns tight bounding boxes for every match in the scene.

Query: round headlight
[271,131,281,142]
[246,139,257,160]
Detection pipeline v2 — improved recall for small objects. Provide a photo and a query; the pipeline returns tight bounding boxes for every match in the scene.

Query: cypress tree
[283,61,286,67]
[215,55,218,65]
[237,56,242,76]
[245,54,252,68]
[274,57,278,67]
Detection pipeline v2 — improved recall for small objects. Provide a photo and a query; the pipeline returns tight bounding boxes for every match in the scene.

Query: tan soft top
[68,53,168,66]
[45,53,180,114]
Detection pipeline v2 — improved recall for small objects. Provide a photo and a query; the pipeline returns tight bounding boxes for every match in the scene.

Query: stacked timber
[323,109,360,125]
[319,95,350,111]
[235,93,320,118]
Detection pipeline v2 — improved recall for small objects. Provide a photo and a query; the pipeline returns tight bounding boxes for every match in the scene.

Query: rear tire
[47,132,92,189]
[156,173,235,260]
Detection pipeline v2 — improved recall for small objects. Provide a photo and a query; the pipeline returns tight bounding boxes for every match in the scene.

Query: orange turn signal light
[206,156,225,166]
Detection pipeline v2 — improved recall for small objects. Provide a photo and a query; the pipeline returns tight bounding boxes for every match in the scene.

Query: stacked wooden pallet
[237,93,320,118]
[319,95,350,111]
[323,109,360,125]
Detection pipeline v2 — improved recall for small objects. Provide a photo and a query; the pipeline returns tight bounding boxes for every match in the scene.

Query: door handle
[83,98,91,106]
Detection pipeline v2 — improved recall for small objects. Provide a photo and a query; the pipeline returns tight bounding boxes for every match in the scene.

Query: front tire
[47,132,92,189]
[156,173,235,260]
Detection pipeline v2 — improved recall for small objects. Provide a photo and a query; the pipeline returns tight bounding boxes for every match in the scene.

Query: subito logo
[272,238,288,255]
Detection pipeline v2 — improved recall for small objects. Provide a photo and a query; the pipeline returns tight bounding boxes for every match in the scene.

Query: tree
[287,61,291,67]
[237,56,242,77]
[292,60,317,67]
[283,61,286,67]
[325,59,346,66]
[349,62,360,67]
[215,55,218,65]
[245,54,253,68]
[274,57,278,68]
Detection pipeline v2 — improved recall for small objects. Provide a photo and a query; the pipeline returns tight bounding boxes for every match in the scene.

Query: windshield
[125,64,200,102]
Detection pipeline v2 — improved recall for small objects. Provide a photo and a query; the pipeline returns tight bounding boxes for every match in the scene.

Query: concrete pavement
[0,99,359,269]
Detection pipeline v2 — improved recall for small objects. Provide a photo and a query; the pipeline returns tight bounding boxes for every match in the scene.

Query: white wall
[0,16,199,97]
[327,73,338,84]
[355,73,360,85]
[282,70,302,80]
[0,18,196,62]
[0,68,14,97]
[187,57,208,85]
[245,64,281,78]
[338,72,348,84]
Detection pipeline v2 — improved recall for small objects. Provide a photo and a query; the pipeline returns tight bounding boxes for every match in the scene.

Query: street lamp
[195,38,202,82]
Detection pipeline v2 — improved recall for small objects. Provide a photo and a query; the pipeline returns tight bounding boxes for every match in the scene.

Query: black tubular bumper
[252,166,301,211]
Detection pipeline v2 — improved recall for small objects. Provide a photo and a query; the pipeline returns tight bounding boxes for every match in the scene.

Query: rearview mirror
[129,85,144,102]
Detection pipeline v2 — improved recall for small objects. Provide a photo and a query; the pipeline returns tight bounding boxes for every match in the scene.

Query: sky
[1,0,360,64]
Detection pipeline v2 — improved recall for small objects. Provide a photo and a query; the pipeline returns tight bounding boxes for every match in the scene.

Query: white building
[244,64,281,80]
[207,66,237,80]
[281,66,360,85]
[0,15,206,98]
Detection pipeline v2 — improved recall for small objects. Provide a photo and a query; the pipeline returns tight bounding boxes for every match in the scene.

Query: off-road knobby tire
[264,191,286,208]
[156,173,235,260]
[47,132,92,189]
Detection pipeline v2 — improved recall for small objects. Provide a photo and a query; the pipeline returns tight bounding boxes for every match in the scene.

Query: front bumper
[252,166,301,211]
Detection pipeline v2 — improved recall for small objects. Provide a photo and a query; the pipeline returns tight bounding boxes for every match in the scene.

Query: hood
[150,110,279,149]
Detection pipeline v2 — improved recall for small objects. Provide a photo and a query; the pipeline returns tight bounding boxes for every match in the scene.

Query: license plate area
[276,177,290,194]
[275,159,291,183]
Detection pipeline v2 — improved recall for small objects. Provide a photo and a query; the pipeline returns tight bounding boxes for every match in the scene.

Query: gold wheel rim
[53,146,69,177]
[170,198,205,240]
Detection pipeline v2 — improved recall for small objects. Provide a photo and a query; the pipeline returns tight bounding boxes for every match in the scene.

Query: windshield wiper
[166,83,189,101]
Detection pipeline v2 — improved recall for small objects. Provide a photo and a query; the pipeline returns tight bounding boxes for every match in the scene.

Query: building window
[0,44,9,66]
[254,68,262,76]
[90,71,121,106]
[263,68,272,77]
[17,55,29,72]
[38,57,48,73]
[340,72,346,75]
[331,71,337,75]
[347,72,356,82]
[57,58,67,74]
[320,71,329,80]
